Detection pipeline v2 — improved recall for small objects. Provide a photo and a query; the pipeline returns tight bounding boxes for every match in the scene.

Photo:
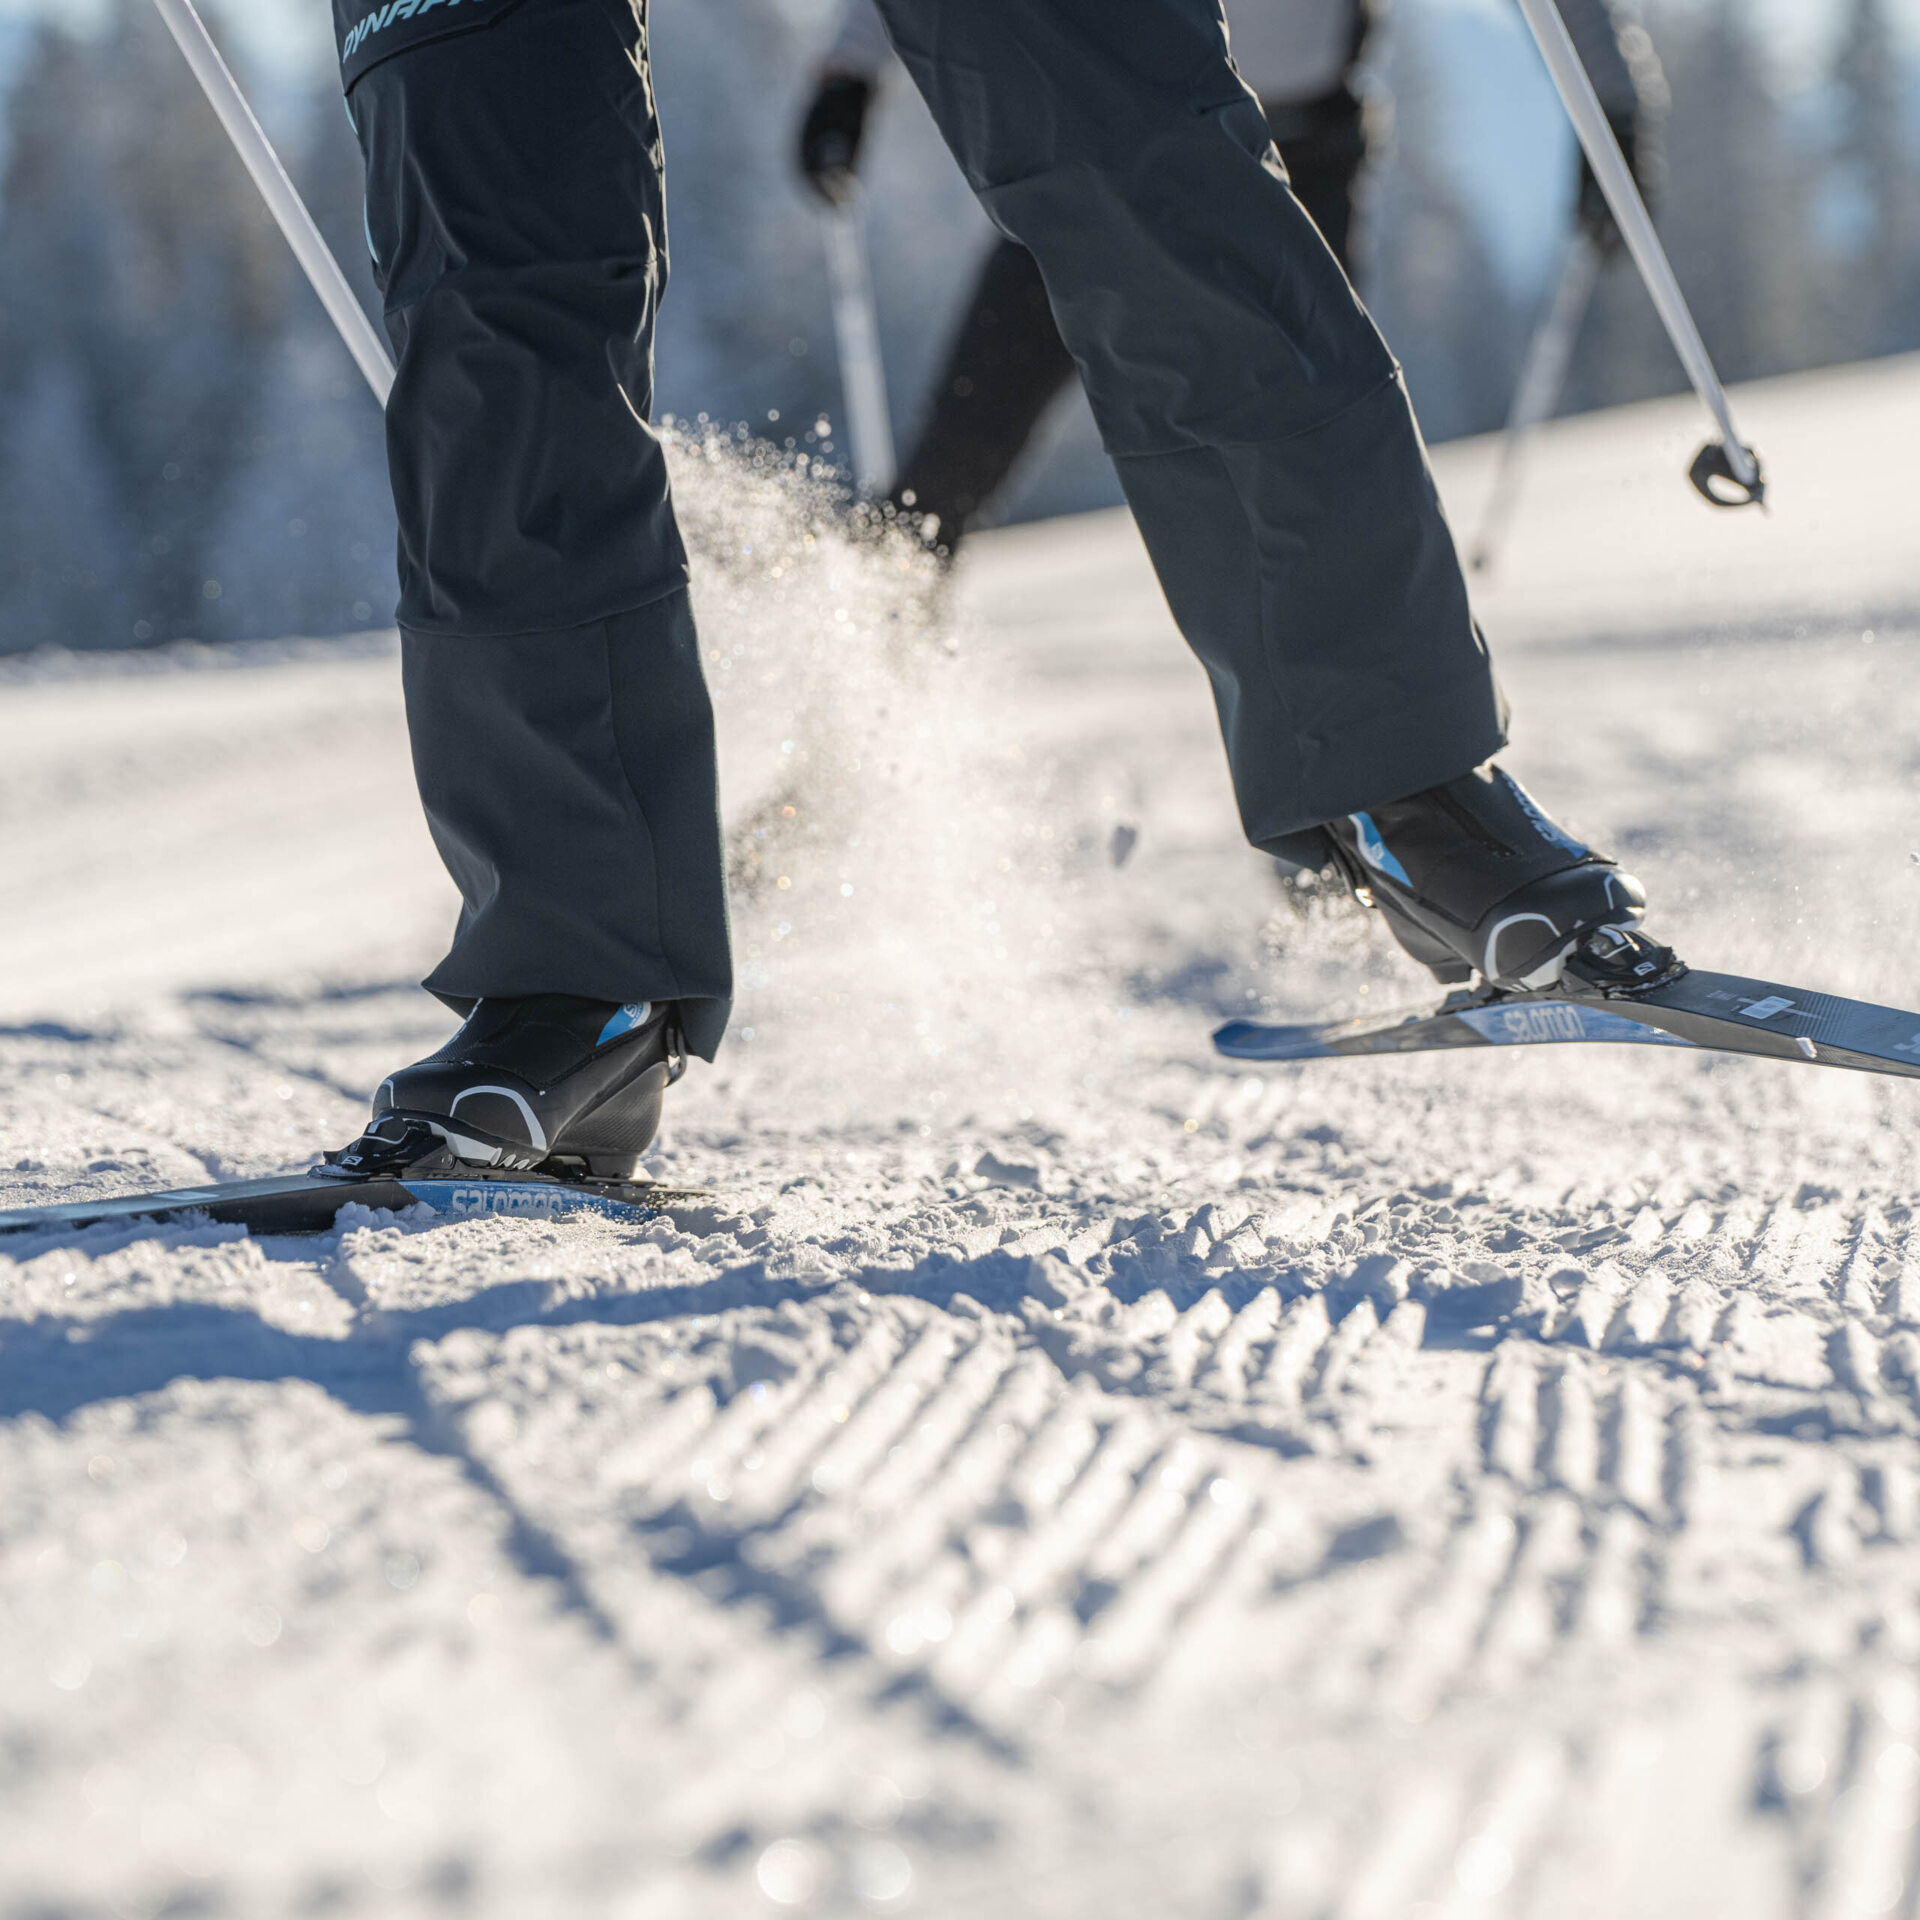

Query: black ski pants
[336,0,1505,1059]
[892,87,1370,548]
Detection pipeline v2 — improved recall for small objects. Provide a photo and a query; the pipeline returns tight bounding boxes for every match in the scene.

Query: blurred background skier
[331,0,1677,1182]
[795,0,1666,555]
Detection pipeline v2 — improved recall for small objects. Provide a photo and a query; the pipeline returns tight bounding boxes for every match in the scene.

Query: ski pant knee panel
[872,0,1390,455]
[340,0,688,637]
[891,89,1371,547]
[404,590,733,1062]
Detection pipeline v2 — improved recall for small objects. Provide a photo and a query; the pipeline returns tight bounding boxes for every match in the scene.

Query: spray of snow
[666,429,1139,1136]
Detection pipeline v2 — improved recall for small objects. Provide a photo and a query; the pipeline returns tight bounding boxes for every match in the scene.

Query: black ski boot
[344,997,685,1181]
[1320,763,1649,989]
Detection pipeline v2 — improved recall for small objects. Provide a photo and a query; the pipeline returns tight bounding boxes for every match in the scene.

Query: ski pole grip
[1688,441,1766,509]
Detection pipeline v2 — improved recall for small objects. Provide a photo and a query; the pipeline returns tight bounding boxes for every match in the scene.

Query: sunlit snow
[3,355,1920,1915]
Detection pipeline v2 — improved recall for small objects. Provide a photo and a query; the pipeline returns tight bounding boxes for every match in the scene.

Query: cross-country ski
[1217,957,1920,1080]
[0,1159,716,1241]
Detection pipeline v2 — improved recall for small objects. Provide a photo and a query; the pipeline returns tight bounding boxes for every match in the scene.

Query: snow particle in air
[239,1604,282,1648]
[1454,1835,1513,1898]
[755,1838,826,1906]
[850,1840,912,1904]
[46,1650,91,1692]
[784,1690,826,1741]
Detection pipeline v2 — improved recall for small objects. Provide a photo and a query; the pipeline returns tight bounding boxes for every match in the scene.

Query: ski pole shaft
[1471,229,1603,573]
[150,0,394,408]
[822,200,895,494]
[1513,0,1762,505]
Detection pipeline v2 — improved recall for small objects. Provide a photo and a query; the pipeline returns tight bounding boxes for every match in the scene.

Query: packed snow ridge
[3,356,1920,1918]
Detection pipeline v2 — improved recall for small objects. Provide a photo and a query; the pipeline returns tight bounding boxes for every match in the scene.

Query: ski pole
[821,198,895,494]
[150,0,395,408]
[1512,0,1763,507]
[1470,229,1603,574]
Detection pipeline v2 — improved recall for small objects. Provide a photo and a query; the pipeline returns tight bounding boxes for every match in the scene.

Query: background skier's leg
[339,0,731,1056]
[872,0,1506,850]
[889,239,1077,549]
[1264,95,1368,279]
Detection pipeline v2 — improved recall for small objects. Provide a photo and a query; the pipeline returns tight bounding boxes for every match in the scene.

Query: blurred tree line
[0,0,1913,653]
[0,0,392,652]
[1369,0,1920,441]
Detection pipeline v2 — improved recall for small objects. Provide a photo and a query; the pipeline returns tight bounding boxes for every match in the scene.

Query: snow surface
[4,356,1920,1917]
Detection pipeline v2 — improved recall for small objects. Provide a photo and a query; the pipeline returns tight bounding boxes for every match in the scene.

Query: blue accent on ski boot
[597,1001,654,1046]
[1347,812,1412,888]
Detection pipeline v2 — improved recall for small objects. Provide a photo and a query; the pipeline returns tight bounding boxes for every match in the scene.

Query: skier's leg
[890,88,1364,555]
[871,0,1504,848]
[889,88,1366,553]
[874,0,1646,986]
[889,238,1078,550]
[338,0,730,1065]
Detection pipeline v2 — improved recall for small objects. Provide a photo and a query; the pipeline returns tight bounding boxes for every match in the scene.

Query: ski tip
[1211,1019,1325,1062]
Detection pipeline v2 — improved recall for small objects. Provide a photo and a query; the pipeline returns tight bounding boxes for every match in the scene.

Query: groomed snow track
[3,358,1920,1916]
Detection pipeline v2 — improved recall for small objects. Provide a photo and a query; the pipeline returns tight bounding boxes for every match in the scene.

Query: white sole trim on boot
[449,1085,548,1153]
[1483,911,1571,989]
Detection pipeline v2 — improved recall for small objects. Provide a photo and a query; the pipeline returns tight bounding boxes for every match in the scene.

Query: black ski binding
[317,1113,455,1181]
[1562,924,1687,999]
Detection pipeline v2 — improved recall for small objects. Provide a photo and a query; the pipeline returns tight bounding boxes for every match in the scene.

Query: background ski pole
[1470,229,1603,574]
[1513,0,1763,508]
[150,0,395,409]
[822,198,895,495]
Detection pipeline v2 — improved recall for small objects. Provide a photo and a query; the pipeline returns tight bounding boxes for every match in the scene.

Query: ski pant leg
[870,0,1507,848]
[891,88,1363,552]
[890,239,1078,546]
[337,0,731,1057]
